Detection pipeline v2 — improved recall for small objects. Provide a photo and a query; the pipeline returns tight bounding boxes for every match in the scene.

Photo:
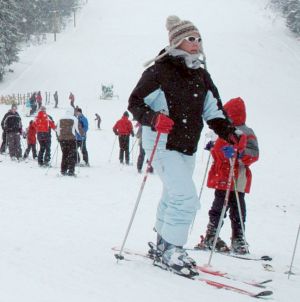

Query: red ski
[112,246,273,299]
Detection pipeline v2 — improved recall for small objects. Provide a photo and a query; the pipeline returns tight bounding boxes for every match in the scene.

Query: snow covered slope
[0,0,300,301]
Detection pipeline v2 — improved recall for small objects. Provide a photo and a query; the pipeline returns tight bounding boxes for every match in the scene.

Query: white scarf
[167,47,202,69]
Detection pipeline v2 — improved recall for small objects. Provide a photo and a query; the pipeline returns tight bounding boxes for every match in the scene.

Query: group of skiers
[125,15,259,277]
[25,91,59,117]
[0,102,90,176]
[25,91,42,116]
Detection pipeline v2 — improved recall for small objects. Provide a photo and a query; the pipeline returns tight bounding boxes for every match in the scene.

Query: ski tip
[261,255,272,261]
[254,290,273,298]
[114,253,124,261]
[259,279,273,285]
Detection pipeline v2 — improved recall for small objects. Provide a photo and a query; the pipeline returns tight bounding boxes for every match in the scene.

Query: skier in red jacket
[33,106,56,166]
[195,97,259,254]
[113,111,134,164]
[23,120,37,160]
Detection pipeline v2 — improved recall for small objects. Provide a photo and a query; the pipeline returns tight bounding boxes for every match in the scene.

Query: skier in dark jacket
[0,129,7,154]
[113,111,134,164]
[75,108,89,166]
[0,111,9,154]
[135,122,153,174]
[29,92,37,115]
[1,104,22,160]
[128,15,242,276]
[95,113,101,129]
[53,91,58,108]
[69,92,75,108]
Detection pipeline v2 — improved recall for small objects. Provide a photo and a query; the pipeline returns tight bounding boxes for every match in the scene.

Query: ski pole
[129,137,138,164]
[198,152,211,201]
[4,134,8,156]
[45,143,58,175]
[232,174,249,253]
[129,137,137,155]
[55,142,59,168]
[189,151,211,234]
[75,140,81,175]
[286,223,300,279]
[207,154,236,266]
[108,136,117,163]
[115,132,161,262]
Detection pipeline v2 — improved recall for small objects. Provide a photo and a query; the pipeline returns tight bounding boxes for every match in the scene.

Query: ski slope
[0,0,300,301]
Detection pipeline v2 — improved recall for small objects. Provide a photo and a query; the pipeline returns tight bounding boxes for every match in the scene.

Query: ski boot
[231,236,249,254]
[147,242,162,261]
[156,235,198,278]
[195,234,230,253]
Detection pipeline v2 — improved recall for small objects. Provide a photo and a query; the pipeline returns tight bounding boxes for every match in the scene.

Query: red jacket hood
[223,97,246,126]
[37,111,48,119]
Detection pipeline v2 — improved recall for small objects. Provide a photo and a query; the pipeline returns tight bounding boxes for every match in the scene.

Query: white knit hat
[144,15,202,67]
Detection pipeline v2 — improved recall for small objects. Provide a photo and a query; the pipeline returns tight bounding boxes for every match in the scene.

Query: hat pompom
[166,15,181,31]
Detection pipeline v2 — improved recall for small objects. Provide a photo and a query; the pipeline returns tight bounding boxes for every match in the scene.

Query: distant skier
[1,104,22,160]
[75,108,90,166]
[57,109,80,176]
[195,97,259,254]
[29,92,37,115]
[113,111,134,165]
[23,120,37,160]
[95,113,101,129]
[53,91,58,108]
[36,91,42,109]
[69,92,75,108]
[25,97,32,116]
[0,109,9,154]
[135,122,153,174]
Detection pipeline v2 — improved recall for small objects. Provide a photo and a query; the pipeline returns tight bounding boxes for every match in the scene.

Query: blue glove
[205,141,214,151]
[222,146,235,158]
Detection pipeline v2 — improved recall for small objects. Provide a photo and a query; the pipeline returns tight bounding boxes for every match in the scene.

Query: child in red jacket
[195,97,259,254]
[23,120,37,159]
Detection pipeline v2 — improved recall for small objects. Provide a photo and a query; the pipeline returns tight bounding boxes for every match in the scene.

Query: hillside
[0,0,300,301]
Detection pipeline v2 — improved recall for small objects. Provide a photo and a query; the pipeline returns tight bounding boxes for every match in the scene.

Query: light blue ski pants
[146,148,200,246]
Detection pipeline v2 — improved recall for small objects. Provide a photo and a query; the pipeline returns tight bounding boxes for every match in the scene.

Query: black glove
[207,118,237,145]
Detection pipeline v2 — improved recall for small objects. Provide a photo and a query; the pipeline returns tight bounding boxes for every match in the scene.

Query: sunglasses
[183,36,202,43]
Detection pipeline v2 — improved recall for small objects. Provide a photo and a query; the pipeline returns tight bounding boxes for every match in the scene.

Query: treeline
[270,0,300,36]
[0,0,82,81]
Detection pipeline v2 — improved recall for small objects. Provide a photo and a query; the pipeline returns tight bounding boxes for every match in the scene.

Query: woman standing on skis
[128,15,241,277]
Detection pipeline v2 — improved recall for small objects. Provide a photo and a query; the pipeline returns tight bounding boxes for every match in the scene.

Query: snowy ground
[0,0,300,301]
